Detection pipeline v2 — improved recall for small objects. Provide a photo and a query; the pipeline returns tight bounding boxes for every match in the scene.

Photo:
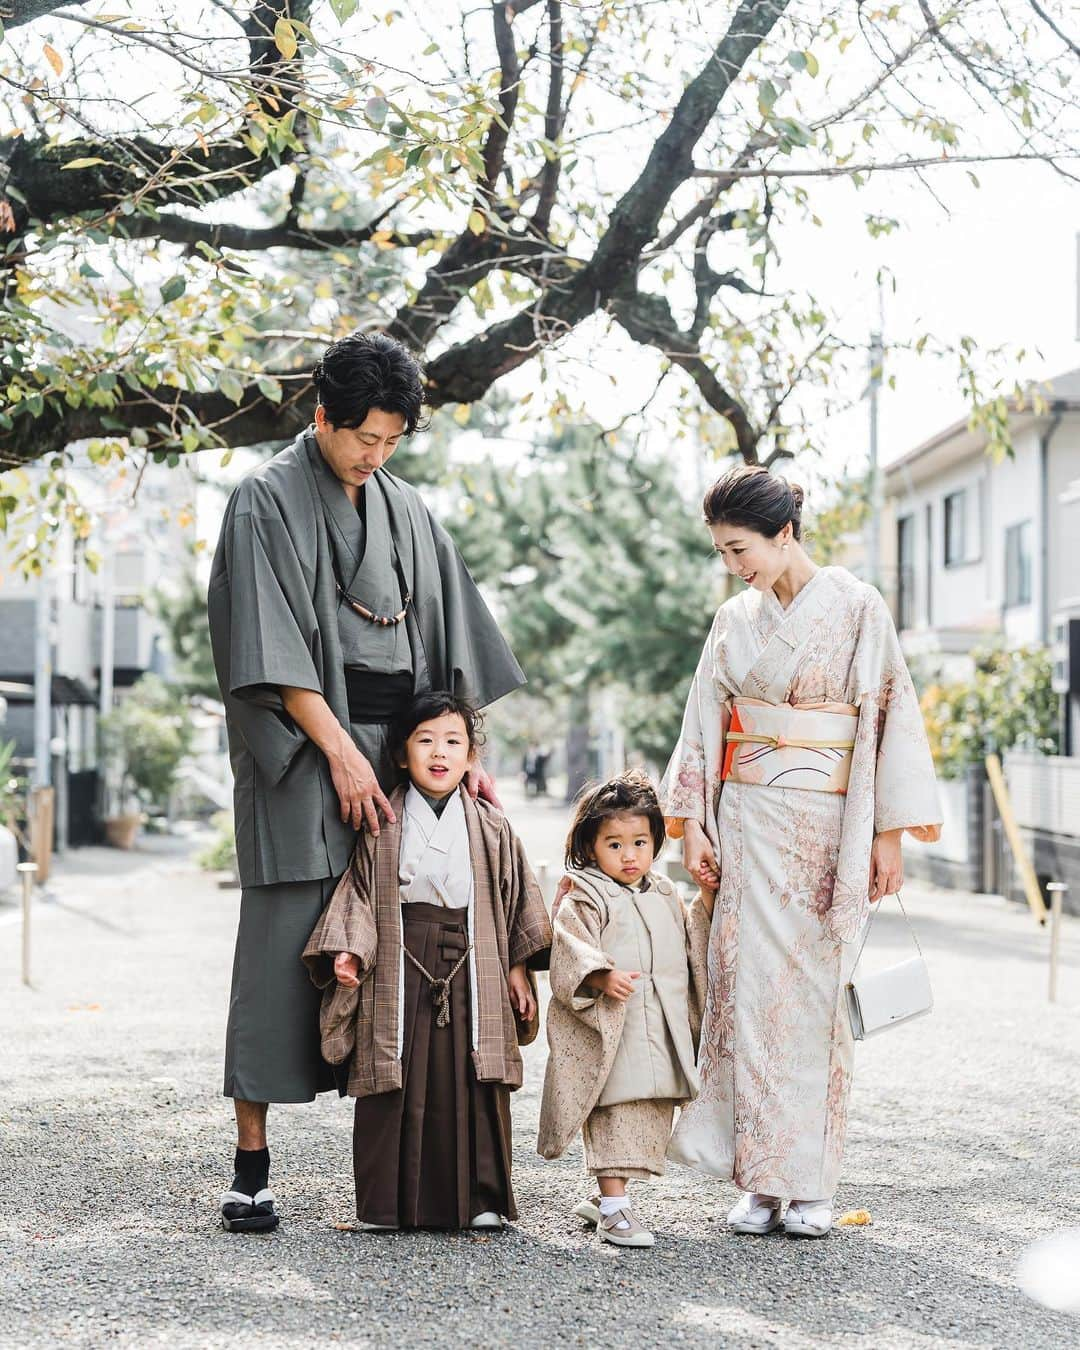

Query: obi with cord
[721,698,858,794]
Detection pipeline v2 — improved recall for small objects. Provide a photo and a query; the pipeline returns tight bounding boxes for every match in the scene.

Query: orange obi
[722,698,858,795]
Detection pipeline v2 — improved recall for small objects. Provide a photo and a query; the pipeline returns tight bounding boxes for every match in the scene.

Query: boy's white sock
[598,1195,630,1229]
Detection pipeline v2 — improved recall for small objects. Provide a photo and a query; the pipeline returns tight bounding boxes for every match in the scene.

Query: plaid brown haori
[303,784,551,1098]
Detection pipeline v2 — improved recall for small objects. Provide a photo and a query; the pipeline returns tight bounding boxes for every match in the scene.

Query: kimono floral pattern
[663,566,941,1199]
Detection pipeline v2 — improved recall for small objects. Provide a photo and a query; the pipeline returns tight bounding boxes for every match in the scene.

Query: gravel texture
[1,789,1077,1349]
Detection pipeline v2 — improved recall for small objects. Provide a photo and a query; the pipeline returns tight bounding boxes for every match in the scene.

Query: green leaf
[365,96,389,127]
[257,375,283,403]
[273,18,297,60]
[804,51,819,78]
[467,209,486,236]
[61,157,107,170]
[330,0,358,21]
[160,275,186,304]
[787,50,807,72]
[220,373,244,404]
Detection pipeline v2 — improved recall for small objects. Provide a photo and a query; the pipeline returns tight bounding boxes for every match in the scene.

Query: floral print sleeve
[660,610,730,843]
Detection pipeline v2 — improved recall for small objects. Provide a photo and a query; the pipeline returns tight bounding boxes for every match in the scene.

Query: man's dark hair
[564,770,666,870]
[389,690,486,765]
[311,331,427,434]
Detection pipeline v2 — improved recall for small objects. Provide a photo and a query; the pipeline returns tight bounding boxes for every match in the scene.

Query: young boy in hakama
[303,692,551,1231]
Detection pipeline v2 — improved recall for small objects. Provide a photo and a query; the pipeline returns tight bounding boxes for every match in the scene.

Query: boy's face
[592,812,656,886]
[402,712,473,799]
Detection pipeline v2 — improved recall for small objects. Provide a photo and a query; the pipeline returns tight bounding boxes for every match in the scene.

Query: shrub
[920,644,1059,780]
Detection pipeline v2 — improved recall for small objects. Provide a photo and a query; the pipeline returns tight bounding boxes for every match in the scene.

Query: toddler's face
[402,712,473,798]
[591,813,656,886]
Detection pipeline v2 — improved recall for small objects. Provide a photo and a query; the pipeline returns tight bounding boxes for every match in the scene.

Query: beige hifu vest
[583,874,698,1108]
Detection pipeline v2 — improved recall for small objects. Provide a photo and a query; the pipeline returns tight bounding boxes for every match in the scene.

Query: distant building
[879,370,1080,911]
[0,454,196,848]
[882,369,1080,675]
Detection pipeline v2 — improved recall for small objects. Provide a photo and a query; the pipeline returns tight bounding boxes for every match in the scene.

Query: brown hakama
[352,902,515,1229]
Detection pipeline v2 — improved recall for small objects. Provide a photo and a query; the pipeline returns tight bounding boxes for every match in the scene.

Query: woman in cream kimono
[661,466,941,1238]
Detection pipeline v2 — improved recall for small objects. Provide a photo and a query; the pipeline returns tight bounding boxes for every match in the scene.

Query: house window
[1005,520,1032,608]
[897,514,915,630]
[944,490,966,566]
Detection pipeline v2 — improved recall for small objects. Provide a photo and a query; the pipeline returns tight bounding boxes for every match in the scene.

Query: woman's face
[710,520,793,591]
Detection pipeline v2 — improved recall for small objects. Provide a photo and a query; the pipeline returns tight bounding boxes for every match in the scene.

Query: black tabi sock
[232,1147,270,1199]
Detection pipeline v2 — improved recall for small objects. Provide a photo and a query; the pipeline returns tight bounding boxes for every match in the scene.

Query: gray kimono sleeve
[209,485,325,786]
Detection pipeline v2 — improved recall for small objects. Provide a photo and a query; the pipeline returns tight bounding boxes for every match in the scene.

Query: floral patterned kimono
[660,565,941,1200]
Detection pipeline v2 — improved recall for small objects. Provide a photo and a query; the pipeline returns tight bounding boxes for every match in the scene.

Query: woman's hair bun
[703,465,806,541]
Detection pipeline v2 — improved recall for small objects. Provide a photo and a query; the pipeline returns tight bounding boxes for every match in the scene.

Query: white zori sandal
[727,1192,783,1235]
[783,1199,833,1238]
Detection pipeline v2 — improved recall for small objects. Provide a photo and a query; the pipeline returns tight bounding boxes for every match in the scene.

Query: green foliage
[0,738,29,847]
[805,474,871,565]
[919,645,1060,781]
[197,810,238,874]
[447,425,721,765]
[152,565,219,701]
[100,675,193,812]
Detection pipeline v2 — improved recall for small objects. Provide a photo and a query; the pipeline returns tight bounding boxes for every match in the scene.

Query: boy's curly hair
[564,769,666,871]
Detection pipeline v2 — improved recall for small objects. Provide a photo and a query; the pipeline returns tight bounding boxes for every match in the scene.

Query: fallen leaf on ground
[836,1209,872,1226]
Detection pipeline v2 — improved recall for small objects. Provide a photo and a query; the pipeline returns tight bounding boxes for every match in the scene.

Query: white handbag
[845,893,933,1040]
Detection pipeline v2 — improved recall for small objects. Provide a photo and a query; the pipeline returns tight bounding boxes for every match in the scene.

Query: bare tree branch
[532,0,564,235]
[1028,0,1080,59]
[694,151,1072,181]
[610,286,760,463]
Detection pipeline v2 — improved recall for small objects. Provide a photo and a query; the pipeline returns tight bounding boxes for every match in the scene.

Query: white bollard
[1047,882,1067,1004]
[17,862,37,987]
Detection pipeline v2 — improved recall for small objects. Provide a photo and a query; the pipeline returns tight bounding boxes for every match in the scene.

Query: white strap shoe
[784,1199,833,1238]
[727,1191,783,1235]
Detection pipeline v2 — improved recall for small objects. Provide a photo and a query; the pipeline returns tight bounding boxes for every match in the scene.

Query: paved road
[1,791,1077,1349]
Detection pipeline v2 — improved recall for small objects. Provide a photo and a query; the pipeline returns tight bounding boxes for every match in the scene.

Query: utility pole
[32,575,52,790]
[864,282,885,590]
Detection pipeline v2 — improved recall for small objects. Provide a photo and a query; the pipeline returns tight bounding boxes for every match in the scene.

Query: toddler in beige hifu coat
[538,772,712,1248]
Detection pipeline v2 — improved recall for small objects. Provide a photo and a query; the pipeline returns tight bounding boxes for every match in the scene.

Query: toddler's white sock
[599,1195,630,1229]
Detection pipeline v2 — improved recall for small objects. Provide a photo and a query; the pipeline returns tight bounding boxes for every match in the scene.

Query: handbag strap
[849,891,925,976]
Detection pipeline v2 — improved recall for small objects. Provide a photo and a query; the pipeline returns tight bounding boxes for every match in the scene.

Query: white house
[882,369,1080,673]
[879,369,1080,910]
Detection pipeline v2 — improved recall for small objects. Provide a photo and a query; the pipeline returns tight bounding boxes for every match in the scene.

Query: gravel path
[1,792,1077,1349]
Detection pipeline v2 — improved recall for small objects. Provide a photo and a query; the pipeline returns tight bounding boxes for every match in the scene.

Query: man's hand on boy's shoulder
[465,765,502,809]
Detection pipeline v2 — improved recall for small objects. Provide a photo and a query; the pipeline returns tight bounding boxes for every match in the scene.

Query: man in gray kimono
[208,331,525,1232]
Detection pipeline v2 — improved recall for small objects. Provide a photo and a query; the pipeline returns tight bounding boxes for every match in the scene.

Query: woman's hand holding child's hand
[591,968,640,1002]
[334,952,361,987]
[507,963,536,1022]
[683,819,720,891]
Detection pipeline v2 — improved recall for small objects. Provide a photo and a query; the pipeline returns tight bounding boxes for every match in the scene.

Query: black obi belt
[344,669,414,725]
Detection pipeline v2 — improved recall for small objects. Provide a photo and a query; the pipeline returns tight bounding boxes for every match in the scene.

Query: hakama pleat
[352,902,514,1229]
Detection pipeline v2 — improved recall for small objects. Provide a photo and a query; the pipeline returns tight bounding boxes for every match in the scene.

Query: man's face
[314,406,406,491]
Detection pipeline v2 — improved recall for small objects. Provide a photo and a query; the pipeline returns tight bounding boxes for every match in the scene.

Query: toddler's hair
[388,690,486,764]
[564,770,666,870]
